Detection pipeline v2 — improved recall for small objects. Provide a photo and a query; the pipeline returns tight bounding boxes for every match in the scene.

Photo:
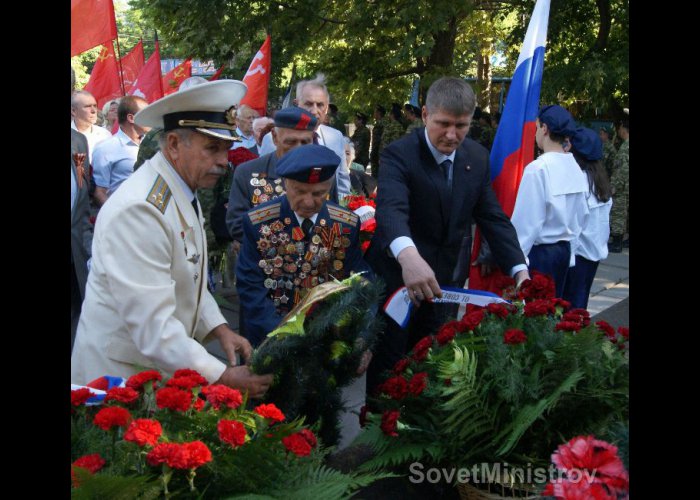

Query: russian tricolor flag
[469,0,551,293]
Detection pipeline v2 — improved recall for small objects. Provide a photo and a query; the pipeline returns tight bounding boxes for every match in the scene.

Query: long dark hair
[572,151,611,203]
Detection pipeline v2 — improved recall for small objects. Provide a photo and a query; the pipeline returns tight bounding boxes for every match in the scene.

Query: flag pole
[114,36,126,96]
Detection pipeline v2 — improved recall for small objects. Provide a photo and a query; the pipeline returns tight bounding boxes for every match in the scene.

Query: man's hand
[356,350,372,375]
[514,270,531,291]
[216,365,273,399]
[211,324,253,366]
[397,246,442,306]
[231,240,241,253]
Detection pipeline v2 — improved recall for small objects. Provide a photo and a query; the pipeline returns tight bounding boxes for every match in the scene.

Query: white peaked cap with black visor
[134,79,248,141]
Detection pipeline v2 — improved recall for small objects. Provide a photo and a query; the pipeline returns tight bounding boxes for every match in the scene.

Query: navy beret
[273,106,318,131]
[538,105,576,136]
[276,144,340,183]
[571,127,603,161]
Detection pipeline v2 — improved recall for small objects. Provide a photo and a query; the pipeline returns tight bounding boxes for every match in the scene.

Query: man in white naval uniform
[71,80,273,398]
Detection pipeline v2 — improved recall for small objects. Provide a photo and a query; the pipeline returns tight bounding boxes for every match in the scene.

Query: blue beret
[276,144,340,183]
[571,127,603,161]
[538,105,576,136]
[274,106,318,131]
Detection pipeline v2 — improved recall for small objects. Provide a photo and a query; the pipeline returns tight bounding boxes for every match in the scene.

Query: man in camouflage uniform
[381,106,405,151]
[351,112,370,167]
[369,105,386,178]
[133,127,162,171]
[404,104,423,134]
[599,125,617,179]
[608,118,629,252]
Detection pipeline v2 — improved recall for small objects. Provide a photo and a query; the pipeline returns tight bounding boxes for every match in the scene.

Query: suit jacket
[236,196,373,346]
[225,153,282,243]
[258,124,352,198]
[365,128,525,295]
[71,152,228,385]
[71,129,92,300]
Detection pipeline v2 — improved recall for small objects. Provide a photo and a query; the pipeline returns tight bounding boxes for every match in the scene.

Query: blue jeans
[528,241,571,299]
[562,255,599,310]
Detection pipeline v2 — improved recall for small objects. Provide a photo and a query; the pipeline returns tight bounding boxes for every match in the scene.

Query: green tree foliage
[104,0,626,118]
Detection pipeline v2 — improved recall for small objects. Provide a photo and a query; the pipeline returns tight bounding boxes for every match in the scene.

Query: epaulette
[249,202,281,225]
[328,205,359,227]
[146,175,172,214]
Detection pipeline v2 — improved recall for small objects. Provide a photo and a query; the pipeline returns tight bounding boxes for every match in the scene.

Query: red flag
[208,65,225,81]
[119,40,145,92]
[162,59,192,96]
[127,41,163,104]
[71,0,118,56]
[83,43,121,109]
[239,35,271,116]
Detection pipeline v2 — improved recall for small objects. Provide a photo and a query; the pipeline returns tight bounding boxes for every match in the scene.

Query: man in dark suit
[71,128,92,350]
[365,77,530,392]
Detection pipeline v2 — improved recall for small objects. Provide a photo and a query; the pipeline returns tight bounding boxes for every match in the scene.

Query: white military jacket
[71,152,228,384]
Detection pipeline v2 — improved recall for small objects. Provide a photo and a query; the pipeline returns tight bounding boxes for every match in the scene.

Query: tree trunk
[476,51,492,111]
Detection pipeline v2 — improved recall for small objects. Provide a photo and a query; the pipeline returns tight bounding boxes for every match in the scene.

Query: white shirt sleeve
[389,236,416,259]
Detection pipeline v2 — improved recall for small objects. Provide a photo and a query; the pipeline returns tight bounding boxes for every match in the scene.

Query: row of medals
[257,217,352,312]
[250,172,283,205]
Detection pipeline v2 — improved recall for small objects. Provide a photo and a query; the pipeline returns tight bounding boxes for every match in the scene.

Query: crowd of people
[70,68,629,449]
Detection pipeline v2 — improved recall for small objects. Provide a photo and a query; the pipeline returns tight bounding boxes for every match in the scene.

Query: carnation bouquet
[71,368,389,498]
[251,273,383,446]
[340,193,377,254]
[356,273,629,495]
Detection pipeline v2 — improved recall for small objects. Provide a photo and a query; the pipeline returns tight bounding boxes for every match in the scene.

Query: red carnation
[282,433,313,457]
[443,378,452,386]
[360,218,377,233]
[166,375,208,391]
[551,435,629,495]
[71,453,106,487]
[155,387,193,412]
[493,275,516,296]
[71,387,96,407]
[408,372,428,396]
[124,418,162,447]
[543,480,617,500]
[254,403,285,422]
[218,420,247,448]
[298,428,318,448]
[563,309,590,326]
[146,443,181,467]
[201,384,243,410]
[380,409,400,437]
[524,299,555,317]
[517,271,556,300]
[411,335,433,362]
[595,320,616,340]
[551,298,572,311]
[126,370,162,391]
[617,327,629,339]
[436,321,459,345]
[184,441,213,469]
[173,368,205,379]
[486,303,510,319]
[360,240,370,253]
[392,358,411,375]
[104,387,140,405]
[93,406,132,431]
[381,375,409,400]
[459,309,485,332]
[193,398,206,412]
[503,328,527,345]
[555,321,583,332]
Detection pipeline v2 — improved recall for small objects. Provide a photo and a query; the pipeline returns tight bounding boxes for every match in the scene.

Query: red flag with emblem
[83,42,121,108]
[162,59,192,96]
[127,41,164,103]
[71,0,118,56]
[239,35,271,116]
[119,40,145,92]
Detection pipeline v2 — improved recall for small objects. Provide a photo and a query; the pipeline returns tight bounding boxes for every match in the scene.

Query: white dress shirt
[71,120,112,164]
